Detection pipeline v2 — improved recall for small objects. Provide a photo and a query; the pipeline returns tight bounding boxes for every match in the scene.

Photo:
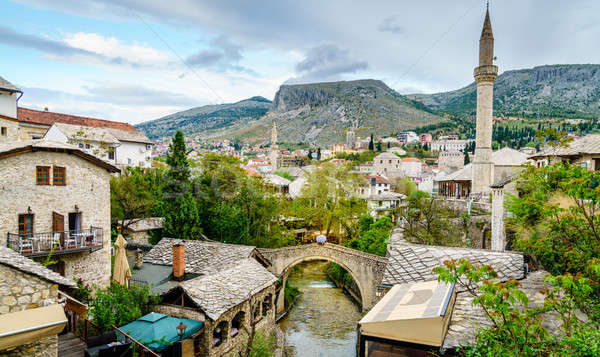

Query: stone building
[0,140,119,286]
[373,152,402,177]
[0,246,76,357]
[529,133,600,170]
[0,76,21,144]
[430,139,473,152]
[438,149,464,173]
[121,217,163,246]
[130,238,278,357]
[471,8,498,195]
[44,122,154,170]
[436,147,528,199]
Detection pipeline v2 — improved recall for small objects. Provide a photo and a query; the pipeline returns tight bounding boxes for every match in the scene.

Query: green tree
[88,283,160,332]
[506,162,600,274]
[162,131,202,240]
[368,134,374,151]
[463,147,470,165]
[111,167,166,234]
[290,162,366,239]
[376,141,382,152]
[435,259,600,356]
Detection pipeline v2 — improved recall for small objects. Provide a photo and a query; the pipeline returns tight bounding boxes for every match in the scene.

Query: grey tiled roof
[531,134,600,158]
[143,238,257,276]
[122,217,163,232]
[442,271,557,350]
[181,259,277,320]
[0,76,21,92]
[0,246,75,287]
[382,229,525,287]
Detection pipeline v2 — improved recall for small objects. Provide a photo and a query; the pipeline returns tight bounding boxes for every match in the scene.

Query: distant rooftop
[0,76,21,93]
[18,107,137,132]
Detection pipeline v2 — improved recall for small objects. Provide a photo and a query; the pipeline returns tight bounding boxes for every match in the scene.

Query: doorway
[53,212,65,247]
[68,212,82,233]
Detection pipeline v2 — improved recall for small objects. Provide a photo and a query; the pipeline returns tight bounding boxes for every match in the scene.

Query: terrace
[7,227,103,257]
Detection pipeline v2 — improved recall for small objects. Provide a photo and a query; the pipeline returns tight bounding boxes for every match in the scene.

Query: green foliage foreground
[435,259,600,357]
[88,283,160,332]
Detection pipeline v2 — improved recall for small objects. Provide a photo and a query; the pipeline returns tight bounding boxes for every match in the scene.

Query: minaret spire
[472,5,498,196]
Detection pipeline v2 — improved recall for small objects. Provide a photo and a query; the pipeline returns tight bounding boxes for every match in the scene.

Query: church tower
[471,6,498,195]
[270,121,278,172]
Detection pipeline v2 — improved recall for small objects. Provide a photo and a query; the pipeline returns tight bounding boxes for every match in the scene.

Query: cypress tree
[376,141,382,152]
[463,147,470,165]
[163,131,202,240]
[317,147,321,161]
[369,134,374,151]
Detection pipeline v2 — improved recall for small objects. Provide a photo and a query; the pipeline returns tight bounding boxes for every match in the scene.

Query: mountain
[135,96,272,139]
[409,64,600,119]
[137,80,446,146]
[217,79,445,146]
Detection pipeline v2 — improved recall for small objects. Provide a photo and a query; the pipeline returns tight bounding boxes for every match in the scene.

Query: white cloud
[63,32,171,66]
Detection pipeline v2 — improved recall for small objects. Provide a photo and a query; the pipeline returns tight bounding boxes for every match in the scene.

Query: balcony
[7,227,103,257]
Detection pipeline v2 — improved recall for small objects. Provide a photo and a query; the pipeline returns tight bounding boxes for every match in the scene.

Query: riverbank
[278,261,363,356]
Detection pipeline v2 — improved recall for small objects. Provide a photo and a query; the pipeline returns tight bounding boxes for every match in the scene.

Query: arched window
[213,321,228,347]
[231,311,245,338]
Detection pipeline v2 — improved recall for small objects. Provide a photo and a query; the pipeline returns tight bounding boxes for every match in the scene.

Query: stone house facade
[0,246,75,357]
[131,239,278,357]
[0,76,21,144]
[0,140,119,286]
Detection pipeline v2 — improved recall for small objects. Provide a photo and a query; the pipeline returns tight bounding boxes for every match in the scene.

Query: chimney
[172,243,185,281]
[133,249,144,269]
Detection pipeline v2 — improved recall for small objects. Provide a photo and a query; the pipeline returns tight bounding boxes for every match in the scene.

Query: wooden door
[52,212,65,247]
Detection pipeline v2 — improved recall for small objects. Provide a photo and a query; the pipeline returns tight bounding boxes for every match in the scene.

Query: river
[278,260,363,357]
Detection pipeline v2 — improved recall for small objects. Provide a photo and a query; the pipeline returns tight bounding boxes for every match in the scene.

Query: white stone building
[360,175,391,198]
[0,76,21,144]
[438,149,465,173]
[431,139,474,152]
[400,157,423,178]
[367,192,406,219]
[0,140,119,285]
[44,122,153,169]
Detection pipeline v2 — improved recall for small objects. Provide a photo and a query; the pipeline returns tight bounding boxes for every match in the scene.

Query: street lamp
[176,322,187,340]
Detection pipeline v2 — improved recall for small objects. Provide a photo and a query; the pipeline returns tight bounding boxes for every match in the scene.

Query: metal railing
[7,227,103,256]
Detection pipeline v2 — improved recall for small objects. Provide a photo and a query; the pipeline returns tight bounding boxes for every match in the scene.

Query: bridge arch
[258,243,388,312]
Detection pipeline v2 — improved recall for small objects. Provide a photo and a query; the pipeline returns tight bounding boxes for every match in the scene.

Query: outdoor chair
[18,236,33,254]
[65,233,79,249]
[51,233,62,250]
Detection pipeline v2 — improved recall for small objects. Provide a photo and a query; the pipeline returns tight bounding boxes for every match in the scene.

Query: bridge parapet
[260,243,388,311]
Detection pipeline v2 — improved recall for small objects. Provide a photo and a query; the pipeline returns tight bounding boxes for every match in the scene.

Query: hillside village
[1,3,600,357]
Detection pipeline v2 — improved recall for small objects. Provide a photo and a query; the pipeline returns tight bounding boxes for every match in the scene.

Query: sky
[1,0,599,125]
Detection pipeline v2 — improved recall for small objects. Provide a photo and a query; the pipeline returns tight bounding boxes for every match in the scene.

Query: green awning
[118,312,203,352]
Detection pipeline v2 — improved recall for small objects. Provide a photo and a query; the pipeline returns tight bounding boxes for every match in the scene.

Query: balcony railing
[7,227,103,257]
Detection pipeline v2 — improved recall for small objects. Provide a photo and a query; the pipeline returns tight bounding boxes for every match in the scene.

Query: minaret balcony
[474,65,498,82]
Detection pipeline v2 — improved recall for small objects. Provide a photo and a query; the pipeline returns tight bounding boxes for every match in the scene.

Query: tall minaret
[471,5,498,195]
[270,121,278,172]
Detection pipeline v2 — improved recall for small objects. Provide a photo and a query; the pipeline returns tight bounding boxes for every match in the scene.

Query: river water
[279,260,363,357]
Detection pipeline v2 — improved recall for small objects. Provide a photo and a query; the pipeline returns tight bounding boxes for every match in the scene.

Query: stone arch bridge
[258,243,388,313]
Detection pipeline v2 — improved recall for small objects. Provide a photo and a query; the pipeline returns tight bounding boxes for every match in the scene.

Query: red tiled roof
[17,107,137,131]
[402,157,422,163]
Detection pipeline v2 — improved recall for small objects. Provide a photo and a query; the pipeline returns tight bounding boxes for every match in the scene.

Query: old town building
[130,238,278,357]
[0,246,75,357]
[0,76,21,144]
[529,133,600,170]
[0,140,118,286]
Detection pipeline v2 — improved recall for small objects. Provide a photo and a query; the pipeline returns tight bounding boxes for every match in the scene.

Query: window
[85,143,90,149]
[53,166,66,186]
[127,158,132,165]
[36,166,50,185]
[1,127,6,136]
[18,214,33,235]
[78,143,84,148]
[108,151,115,160]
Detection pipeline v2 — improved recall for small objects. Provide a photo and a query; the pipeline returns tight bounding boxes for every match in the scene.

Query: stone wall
[0,335,58,357]
[435,198,491,215]
[0,117,19,143]
[261,243,388,310]
[0,265,60,357]
[0,150,112,286]
[0,264,58,314]
[167,285,276,357]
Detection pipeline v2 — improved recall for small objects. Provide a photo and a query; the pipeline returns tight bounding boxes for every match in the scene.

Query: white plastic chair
[51,233,62,250]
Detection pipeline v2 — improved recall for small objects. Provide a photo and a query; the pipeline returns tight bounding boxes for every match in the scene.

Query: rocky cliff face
[409,64,600,118]
[135,96,272,139]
